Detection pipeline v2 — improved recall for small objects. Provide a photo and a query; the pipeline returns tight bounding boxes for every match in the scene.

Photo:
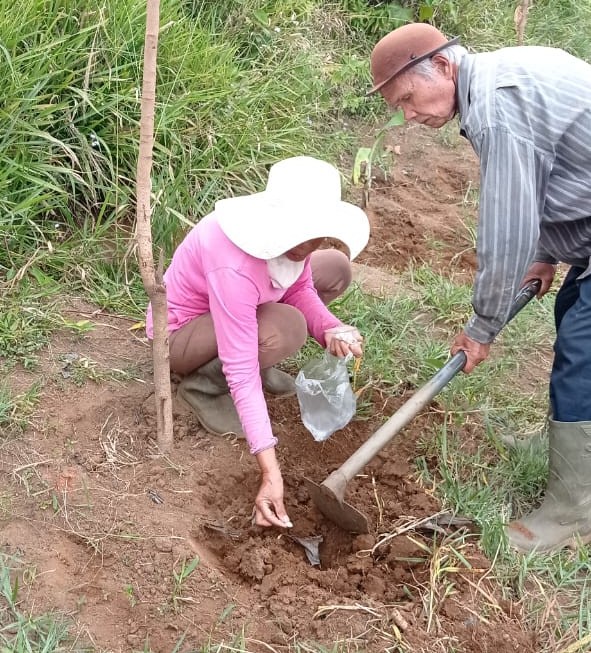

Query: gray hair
[410,44,468,78]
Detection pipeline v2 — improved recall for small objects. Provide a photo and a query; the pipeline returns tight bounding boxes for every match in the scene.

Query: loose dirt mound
[0,125,536,652]
[356,122,479,280]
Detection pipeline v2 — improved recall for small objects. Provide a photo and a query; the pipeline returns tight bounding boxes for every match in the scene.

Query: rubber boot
[261,367,296,396]
[506,420,591,553]
[177,358,244,437]
[190,357,295,396]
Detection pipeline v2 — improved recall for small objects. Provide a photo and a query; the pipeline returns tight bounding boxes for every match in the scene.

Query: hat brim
[215,192,370,261]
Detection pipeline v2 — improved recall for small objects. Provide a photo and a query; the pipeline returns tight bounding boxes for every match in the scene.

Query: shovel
[305,279,542,533]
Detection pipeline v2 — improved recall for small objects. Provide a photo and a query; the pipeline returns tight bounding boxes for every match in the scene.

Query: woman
[146,156,370,528]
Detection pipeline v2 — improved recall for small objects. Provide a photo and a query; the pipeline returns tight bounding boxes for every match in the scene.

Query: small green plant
[124,583,138,608]
[171,556,200,610]
[353,110,405,207]
[60,318,95,336]
[340,0,412,39]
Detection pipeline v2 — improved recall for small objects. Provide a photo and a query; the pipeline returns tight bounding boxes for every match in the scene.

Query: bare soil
[0,125,537,652]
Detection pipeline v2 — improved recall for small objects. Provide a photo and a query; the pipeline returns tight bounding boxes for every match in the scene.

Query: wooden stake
[135,0,174,451]
[514,0,532,45]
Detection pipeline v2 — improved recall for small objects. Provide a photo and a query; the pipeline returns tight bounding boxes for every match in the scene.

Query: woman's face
[284,237,325,262]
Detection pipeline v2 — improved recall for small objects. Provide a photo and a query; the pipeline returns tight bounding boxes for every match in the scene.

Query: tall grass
[3,0,591,302]
[432,0,591,60]
[342,1,591,60]
[0,0,375,290]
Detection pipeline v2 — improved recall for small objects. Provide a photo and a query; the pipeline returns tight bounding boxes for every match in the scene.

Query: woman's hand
[324,325,364,358]
[253,448,293,529]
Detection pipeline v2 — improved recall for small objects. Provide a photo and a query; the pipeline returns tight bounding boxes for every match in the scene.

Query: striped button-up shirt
[456,46,591,342]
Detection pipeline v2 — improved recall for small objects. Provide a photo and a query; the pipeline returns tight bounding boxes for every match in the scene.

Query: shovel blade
[304,477,369,534]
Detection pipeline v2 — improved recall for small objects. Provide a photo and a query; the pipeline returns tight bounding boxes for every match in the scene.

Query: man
[368,22,591,553]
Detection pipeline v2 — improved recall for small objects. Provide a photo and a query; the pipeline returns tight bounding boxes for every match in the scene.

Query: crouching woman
[145,156,370,529]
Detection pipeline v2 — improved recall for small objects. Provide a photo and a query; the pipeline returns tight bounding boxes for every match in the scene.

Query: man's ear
[432,52,454,78]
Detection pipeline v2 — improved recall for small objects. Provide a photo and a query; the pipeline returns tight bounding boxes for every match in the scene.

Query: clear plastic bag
[295,351,357,442]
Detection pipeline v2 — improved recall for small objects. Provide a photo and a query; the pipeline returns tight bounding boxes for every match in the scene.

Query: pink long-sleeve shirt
[145,212,342,454]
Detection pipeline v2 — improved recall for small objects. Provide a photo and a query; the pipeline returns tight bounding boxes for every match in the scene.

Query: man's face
[379,57,457,128]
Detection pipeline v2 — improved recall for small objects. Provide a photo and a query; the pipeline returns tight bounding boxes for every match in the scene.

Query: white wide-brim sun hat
[215,156,370,261]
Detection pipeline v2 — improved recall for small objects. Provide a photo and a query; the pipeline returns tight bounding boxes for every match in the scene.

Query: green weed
[124,583,138,608]
[0,382,41,434]
[0,553,70,652]
[0,290,57,368]
[171,556,200,611]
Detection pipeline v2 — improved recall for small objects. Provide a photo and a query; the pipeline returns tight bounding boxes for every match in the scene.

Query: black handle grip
[506,279,541,322]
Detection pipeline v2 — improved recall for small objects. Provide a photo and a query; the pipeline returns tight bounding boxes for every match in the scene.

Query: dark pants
[550,266,591,421]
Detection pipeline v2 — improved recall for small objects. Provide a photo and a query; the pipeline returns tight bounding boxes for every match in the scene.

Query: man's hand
[324,325,364,358]
[522,262,556,297]
[451,332,491,374]
[254,448,293,529]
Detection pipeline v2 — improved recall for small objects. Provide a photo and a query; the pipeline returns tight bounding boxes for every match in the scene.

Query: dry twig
[313,602,382,620]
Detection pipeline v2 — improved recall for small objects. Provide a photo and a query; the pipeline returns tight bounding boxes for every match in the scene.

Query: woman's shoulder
[179,212,232,255]
[188,213,266,276]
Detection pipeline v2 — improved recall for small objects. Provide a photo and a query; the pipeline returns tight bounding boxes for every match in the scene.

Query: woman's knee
[257,303,307,366]
[311,249,352,304]
[169,314,217,375]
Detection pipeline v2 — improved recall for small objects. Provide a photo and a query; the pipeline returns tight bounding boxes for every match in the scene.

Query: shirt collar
[456,53,475,137]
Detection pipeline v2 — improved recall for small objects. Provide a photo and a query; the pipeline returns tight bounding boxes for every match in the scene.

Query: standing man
[368,22,591,553]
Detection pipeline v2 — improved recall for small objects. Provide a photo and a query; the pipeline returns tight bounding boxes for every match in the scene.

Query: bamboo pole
[135,0,174,451]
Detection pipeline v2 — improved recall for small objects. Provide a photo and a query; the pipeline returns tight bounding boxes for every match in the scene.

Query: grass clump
[0,553,71,652]
[0,383,40,434]
[0,284,60,368]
